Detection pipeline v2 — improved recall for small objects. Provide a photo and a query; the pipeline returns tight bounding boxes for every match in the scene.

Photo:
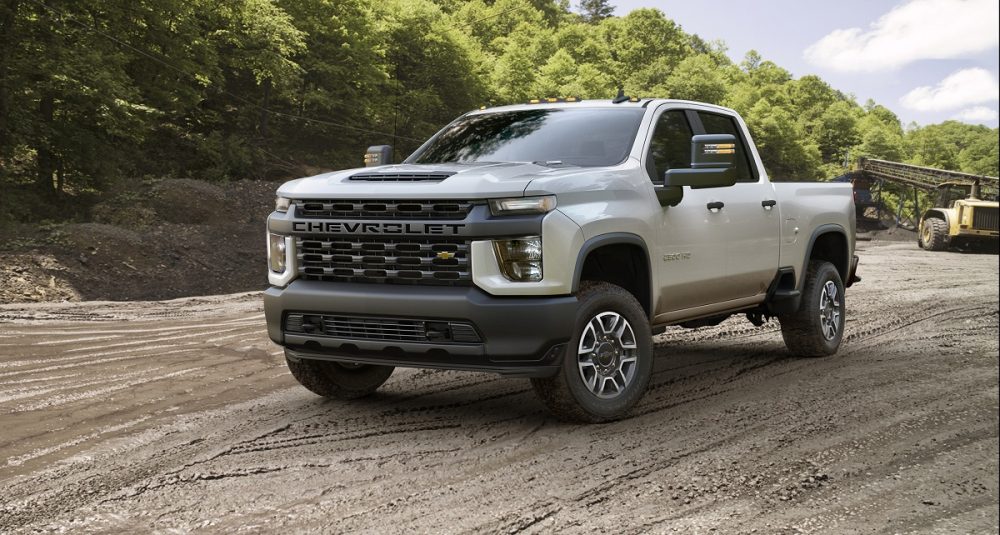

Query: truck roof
[471,99,740,116]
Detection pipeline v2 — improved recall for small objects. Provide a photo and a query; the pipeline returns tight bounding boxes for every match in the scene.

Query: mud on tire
[779,260,845,357]
[285,352,394,399]
[531,281,653,423]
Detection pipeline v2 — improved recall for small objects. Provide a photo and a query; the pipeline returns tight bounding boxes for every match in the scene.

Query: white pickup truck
[264,98,860,422]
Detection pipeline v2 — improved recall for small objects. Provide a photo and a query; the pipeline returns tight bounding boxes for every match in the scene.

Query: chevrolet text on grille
[291,221,467,235]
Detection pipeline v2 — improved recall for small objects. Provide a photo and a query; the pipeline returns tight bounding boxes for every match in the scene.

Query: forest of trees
[0,0,997,223]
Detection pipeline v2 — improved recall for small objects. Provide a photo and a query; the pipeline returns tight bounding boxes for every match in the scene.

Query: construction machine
[918,180,999,251]
[856,158,998,252]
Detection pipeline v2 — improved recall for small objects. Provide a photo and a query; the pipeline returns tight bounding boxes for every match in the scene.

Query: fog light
[268,233,287,273]
[493,237,542,282]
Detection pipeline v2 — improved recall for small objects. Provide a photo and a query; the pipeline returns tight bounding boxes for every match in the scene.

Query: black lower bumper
[263,280,578,377]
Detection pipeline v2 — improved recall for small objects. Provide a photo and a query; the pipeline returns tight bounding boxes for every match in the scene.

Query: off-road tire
[779,260,845,357]
[920,218,948,251]
[285,352,394,399]
[531,281,653,423]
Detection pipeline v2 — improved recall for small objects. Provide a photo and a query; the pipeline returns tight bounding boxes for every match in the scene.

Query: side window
[697,112,757,182]
[646,110,693,181]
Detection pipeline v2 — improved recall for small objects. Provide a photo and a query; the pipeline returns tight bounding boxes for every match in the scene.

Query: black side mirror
[655,134,738,206]
[364,145,393,167]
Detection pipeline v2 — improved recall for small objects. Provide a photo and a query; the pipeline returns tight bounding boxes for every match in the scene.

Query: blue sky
[610,0,1000,128]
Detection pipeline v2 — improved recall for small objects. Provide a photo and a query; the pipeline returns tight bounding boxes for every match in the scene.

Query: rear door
[694,110,780,299]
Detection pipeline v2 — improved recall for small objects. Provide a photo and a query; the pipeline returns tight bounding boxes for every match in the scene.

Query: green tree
[2,0,996,227]
[743,100,822,180]
[602,9,689,93]
[657,54,726,104]
[855,122,905,162]
[578,0,614,23]
[815,101,861,164]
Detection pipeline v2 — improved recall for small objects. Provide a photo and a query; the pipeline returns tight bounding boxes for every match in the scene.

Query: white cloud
[953,106,999,122]
[900,68,999,111]
[804,0,999,72]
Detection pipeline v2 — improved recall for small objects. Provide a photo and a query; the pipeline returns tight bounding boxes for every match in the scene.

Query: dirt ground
[0,242,997,534]
[0,178,279,304]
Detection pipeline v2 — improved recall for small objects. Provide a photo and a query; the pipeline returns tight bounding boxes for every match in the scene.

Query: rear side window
[647,110,693,181]
[697,112,757,182]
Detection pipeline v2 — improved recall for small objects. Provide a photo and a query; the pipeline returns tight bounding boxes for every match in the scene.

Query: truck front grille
[293,199,474,220]
[284,313,481,344]
[296,237,471,286]
[972,207,999,231]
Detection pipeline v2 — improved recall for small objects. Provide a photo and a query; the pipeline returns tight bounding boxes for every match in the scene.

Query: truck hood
[277,162,584,200]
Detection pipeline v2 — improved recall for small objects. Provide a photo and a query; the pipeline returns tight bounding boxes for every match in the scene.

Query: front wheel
[286,352,394,399]
[920,218,948,251]
[779,260,845,357]
[531,281,653,423]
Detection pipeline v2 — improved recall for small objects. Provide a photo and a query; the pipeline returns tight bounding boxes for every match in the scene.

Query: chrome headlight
[488,195,556,216]
[493,237,542,282]
[275,196,291,213]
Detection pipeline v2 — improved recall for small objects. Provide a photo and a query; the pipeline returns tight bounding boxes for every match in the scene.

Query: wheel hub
[595,341,617,368]
[818,280,841,341]
[577,312,638,399]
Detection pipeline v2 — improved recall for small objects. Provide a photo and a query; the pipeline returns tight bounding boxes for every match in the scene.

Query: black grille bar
[284,313,482,344]
[297,236,471,286]
[972,207,998,231]
[293,199,474,220]
[348,172,455,182]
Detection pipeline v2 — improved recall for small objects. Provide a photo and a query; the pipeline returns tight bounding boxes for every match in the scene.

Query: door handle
[762,199,777,209]
[707,201,724,211]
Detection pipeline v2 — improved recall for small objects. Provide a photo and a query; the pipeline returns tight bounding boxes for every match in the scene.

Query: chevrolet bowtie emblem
[436,251,456,260]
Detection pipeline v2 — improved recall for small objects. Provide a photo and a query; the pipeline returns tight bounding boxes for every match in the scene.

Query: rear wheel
[779,260,845,357]
[920,218,948,251]
[285,352,394,399]
[531,281,653,423]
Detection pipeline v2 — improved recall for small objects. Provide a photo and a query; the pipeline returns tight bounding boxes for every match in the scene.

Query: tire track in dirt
[0,242,996,533]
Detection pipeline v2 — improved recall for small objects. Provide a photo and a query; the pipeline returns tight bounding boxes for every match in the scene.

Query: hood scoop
[348,171,457,182]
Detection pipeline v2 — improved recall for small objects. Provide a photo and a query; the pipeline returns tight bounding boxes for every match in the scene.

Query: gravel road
[1,242,997,534]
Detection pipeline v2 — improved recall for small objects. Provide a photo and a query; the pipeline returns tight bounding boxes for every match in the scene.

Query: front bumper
[263,280,578,377]
[956,228,999,238]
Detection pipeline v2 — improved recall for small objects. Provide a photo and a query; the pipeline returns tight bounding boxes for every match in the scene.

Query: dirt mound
[0,179,280,303]
[0,254,80,303]
[149,179,233,224]
[861,224,918,243]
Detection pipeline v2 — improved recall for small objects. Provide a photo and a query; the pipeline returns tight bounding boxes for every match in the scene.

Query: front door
[645,107,734,313]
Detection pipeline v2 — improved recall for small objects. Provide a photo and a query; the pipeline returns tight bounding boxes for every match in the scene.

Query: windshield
[940,185,972,207]
[407,108,646,167]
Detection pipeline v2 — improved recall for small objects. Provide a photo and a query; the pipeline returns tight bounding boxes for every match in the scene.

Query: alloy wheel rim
[577,311,638,399]
[819,280,841,341]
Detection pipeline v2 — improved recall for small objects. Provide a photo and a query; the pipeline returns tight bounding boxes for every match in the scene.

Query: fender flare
[571,232,653,318]
[800,224,851,291]
[920,208,951,228]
